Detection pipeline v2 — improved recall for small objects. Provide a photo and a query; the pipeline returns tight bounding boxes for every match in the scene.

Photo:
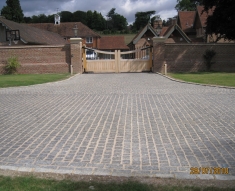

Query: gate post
[115,50,120,73]
[70,38,83,74]
[152,37,166,73]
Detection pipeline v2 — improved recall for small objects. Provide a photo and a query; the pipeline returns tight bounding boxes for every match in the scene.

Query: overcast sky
[0,0,178,24]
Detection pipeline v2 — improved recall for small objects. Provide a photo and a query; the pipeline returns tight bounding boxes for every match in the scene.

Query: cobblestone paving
[0,73,235,179]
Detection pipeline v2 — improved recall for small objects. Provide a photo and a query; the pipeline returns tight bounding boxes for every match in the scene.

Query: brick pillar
[70,38,83,74]
[152,37,166,73]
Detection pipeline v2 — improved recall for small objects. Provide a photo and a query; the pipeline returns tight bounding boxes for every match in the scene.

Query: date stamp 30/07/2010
[190,167,229,175]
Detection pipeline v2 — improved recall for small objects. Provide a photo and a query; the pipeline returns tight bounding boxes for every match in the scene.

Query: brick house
[128,17,191,58]
[28,15,129,59]
[0,16,66,46]
[28,22,101,48]
[178,6,234,43]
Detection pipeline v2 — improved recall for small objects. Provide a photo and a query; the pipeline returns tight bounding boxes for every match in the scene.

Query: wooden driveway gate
[82,46,152,73]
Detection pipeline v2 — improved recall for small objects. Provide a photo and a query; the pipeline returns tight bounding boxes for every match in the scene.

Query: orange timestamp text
[190,167,229,174]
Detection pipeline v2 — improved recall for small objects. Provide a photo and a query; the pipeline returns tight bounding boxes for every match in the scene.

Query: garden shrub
[203,49,216,71]
[4,56,21,74]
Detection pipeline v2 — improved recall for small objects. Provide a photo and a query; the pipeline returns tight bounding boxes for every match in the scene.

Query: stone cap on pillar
[70,38,83,44]
[153,37,166,43]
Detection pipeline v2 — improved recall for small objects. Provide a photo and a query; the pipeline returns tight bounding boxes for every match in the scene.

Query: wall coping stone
[153,37,166,43]
[165,43,235,46]
[0,45,67,49]
[70,38,83,44]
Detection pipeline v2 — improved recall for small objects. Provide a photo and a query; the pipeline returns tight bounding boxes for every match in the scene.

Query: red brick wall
[0,45,71,74]
[153,43,235,73]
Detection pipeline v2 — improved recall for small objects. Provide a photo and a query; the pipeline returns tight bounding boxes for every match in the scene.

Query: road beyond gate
[0,73,235,180]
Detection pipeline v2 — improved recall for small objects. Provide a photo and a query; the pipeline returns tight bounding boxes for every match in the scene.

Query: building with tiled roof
[28,17,130,54]
[175,6,233,43]
[28,22,101,48]
[99,36,129,50]
[177,11,196,37]
[128,21,191,50]
[0,16,66,45]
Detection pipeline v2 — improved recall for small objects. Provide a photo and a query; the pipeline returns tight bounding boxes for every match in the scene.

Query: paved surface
[0,73,235,180]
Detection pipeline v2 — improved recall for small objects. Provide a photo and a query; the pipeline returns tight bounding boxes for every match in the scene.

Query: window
[6,30,20,41]
[86,37,93,43]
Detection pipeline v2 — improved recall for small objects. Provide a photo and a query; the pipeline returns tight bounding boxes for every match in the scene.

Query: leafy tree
[72,10,87,24]
[1,0,24,22]
[133,11,156,31]
[106,8,127,31]
[24,16,32,23]
[91,11,106,31]
[175,0,202,11]
[37,14,48,23]
[31,15,40,23]
[86,10,93,29]
[60,11,73,22]
[47,14,54,23]
[202,0,235,42]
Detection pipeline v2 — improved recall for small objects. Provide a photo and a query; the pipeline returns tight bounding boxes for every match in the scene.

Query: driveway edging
[156,72,235,89]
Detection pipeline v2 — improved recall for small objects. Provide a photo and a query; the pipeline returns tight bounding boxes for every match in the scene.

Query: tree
[91,11,106,31]
[72,10,87,24]
[86,10,93,29]
[175,0,202,11]
[202,0,235,41]
[60,11,73,22]
[133,11,156,31]
[1,0,24,22]
[106,8,127,31]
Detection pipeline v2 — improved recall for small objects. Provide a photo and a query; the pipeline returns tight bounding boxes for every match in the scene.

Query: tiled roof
[28,22,101,38]
[197,6,215,27]
[130,24,158,45]
[0,17,66,45]
[178,11,196,32]
[160,27,170,36]
[99,36,129,50]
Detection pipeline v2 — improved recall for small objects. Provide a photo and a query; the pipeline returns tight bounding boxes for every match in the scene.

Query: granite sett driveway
[0,73,235,180]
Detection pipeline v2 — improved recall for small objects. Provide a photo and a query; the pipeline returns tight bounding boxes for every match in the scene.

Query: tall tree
[60,11,73,22]
[72,10,87,24]
[175,0,202,11]
[202,0,235,41]
[106,8,127,31]
[86,10,93,29]
[133,11,156,31]
[1,0,24,22]
[91,11,106,31]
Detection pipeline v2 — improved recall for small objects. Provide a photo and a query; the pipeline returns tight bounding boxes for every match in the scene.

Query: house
[177,6,233,43]
[128,16,191,58]
[28,14,129,59]
[177,11,201,42]
[28,22,101,48]
[0,16,66,45]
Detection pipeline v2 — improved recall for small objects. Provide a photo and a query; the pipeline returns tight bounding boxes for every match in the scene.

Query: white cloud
[0,0,178,23]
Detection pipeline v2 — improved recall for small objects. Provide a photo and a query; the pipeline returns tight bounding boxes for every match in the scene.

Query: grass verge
[167,72,235,87]
[0,73,71,88]
[1,176,235,191]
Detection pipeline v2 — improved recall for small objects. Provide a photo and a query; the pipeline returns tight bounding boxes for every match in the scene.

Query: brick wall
[153,39,235,73]
[0,44,71,74]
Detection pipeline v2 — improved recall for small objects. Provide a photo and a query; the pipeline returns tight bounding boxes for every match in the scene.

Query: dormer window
[86,37,93,43]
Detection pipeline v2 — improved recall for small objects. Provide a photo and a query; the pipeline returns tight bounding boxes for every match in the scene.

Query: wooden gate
[82,46,152,73]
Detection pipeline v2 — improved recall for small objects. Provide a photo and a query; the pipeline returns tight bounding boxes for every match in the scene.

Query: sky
[0,0,178,24]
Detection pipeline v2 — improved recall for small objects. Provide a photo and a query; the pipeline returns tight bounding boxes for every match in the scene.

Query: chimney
[171,18,177,25]
[153,15,162,29]
[153,15,163,36]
